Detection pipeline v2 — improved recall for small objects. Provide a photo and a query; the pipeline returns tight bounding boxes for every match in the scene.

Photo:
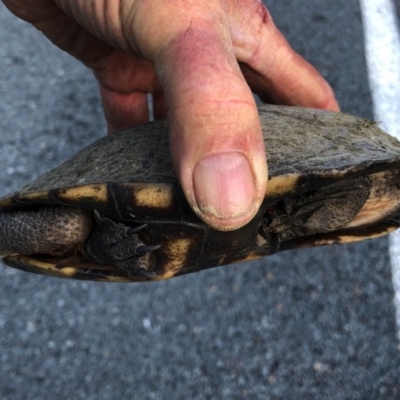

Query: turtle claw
[133,268,157,279]
[136,244,161,254]
[127,224,147,235]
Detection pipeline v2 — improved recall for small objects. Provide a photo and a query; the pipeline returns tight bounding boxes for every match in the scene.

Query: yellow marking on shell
[16,190,50,204]
[325,169,348,178]
[6,255,132,282]
[132,184,174,208]
[348,197,400,227]
[348,170,400,228]
[0,197,15,208]
[232,253,262,263]
[57,266,81,276]
[314,225,397,245]
[159,238,192,279]
[266,174,303,198]
[57,184,108,203]
[266,169,351,199]
[55,266,133,282]
[12,256,77,276]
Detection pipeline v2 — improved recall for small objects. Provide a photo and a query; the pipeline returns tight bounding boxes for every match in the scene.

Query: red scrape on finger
[235,0,270,24]
[259,2,269,24]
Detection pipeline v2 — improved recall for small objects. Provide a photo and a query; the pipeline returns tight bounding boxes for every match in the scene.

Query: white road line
[359,0,400,338]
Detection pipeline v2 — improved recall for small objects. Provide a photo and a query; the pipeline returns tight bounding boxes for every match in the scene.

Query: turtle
[1,104,400,283]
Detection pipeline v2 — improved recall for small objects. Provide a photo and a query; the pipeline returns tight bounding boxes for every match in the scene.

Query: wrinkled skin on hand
[2,0,339,230]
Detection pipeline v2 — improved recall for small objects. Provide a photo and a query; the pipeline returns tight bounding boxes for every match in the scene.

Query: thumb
[158,27,267,231]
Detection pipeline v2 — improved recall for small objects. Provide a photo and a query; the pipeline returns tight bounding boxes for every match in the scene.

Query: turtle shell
[1,104,400,282]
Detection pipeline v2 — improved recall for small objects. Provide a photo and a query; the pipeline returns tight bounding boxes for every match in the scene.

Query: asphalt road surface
[1,1,400,399]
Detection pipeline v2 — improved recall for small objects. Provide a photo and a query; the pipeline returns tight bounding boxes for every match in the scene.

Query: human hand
[3,0,339,230]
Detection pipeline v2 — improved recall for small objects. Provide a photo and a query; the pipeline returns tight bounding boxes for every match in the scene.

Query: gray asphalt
[1,1,400,399]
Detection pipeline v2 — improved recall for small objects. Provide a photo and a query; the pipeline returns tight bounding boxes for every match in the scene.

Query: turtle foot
[83,211,159,278]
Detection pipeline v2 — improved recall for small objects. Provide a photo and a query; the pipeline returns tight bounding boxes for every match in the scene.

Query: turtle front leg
[83,211,160,279]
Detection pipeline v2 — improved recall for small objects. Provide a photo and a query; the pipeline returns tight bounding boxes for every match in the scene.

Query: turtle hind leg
[0,206,92,256]
[83,211,160,279]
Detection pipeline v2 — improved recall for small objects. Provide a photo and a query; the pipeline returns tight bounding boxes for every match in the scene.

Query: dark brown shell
[1,105,400,282]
